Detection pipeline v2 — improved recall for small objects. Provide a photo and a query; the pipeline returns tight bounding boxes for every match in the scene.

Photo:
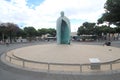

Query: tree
[24,27,37,41]
[97,0,120,40]
[115,26,120,33]
[77,26,86,35]
[37,28,56,37]
[77,22,97,41]
[24,27,37,37]
[37,28,48,36]
[77,22,96,35]
[6,22,20,43]
[95,25,116,40]
[94,26,103,36]
[83,22,96,35]
[115,26,120,39]
[16,28,26,38]
[0,22,19,43]
[47,28,56,37]
[0,23,7,42]
[98,0,120,26]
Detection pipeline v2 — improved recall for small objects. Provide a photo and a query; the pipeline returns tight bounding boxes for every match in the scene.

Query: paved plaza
[11,44,120,64]
[0,41,120,80]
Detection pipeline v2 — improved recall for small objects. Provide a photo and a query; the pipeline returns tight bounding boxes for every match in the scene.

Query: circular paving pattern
[11,44,120,64]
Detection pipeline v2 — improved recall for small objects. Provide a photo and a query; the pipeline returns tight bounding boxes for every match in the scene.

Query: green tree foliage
[37,28,48,36]
[0,22,20,43]
[94,26,103,36]
[47,28,56,37]
[23,27,37,41]
[16,28,26,38]
[77,26,86,35]
[99,25,116,34]
[77,22,96,35]
[0,23,7,41]
[37,28,56,37]
[98,0,120,26]
[77,22,117,41]
[24,27,37,37]
[115,26,120,33]
[0,23,56,41]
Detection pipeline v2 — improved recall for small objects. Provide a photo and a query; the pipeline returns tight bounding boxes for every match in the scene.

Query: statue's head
[60,11,64,17]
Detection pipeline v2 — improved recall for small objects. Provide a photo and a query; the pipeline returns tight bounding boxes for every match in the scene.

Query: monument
[56,11,71,44]
[2,11,120,74]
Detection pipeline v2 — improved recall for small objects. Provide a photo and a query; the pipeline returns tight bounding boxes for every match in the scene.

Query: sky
[0,0,106,32]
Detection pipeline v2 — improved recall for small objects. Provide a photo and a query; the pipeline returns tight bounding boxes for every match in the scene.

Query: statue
[56,11,71,44]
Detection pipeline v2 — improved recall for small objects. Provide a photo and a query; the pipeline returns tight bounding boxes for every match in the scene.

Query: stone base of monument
[2,43,120,73]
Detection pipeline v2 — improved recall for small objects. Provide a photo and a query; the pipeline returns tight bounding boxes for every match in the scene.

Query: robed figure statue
[56,11,71,44]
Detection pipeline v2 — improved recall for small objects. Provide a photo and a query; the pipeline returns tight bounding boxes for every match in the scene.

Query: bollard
[110,63,112,70]
[9,57,11,62]
[23,61,25,67]
[80,65,82,72]
[48,63,50,72]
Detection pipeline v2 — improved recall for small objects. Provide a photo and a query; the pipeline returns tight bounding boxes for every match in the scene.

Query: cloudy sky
[0,0,106,32]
